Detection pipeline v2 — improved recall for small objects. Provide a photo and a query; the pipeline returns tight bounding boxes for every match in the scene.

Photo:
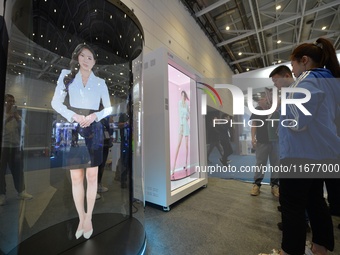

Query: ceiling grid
[181,0,340,73]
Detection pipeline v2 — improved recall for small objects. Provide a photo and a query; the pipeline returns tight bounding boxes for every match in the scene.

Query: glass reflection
[1,94,33,203]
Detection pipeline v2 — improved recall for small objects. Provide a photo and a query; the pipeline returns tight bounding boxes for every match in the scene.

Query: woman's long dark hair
[181,90,189,101]
[290,37,340,78]
[63,43,97,86]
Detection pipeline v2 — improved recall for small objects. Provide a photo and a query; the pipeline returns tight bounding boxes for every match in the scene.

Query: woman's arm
[51,69,77,122]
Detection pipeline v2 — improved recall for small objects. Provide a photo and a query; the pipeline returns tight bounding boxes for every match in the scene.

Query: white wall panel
[122,0,233,113]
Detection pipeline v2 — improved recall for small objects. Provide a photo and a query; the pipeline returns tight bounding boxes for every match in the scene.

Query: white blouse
[51,69,112,122]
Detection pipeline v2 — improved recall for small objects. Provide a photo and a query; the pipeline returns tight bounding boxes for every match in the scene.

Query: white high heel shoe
[75,229,84,239]
[83,229,93,239]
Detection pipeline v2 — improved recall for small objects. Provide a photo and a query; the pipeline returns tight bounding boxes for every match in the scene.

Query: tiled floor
[1,148,339,255]
[145,177,340,255]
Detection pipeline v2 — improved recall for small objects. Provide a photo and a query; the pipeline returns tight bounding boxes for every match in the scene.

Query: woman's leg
[98,146,109,185]
[70,169,85,232]
[280,177,309,254]
[185,136,189,170]
[172,131,183,174]
[307,179,334,254]
[84,166,98,234]
[279,158,312,254]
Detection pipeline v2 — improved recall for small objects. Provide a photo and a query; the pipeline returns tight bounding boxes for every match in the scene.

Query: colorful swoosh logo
[197,82,223,107]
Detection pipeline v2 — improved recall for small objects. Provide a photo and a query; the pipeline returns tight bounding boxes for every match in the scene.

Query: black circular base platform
[8,213,146,255]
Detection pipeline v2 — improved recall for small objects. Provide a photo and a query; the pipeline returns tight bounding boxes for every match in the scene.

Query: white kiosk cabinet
[143,48,208,211]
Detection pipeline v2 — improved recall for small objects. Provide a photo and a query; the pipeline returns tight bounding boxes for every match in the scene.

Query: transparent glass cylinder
[0,0,145,254]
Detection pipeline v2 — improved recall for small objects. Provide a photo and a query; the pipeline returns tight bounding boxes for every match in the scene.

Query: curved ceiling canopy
[8,0,144,97]
[16,0,144,64]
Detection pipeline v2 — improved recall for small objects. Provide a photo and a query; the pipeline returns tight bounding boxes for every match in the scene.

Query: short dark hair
[5,94,14,102]
[269,65,292,78]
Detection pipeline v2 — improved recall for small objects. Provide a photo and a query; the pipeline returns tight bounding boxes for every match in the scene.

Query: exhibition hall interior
[0,0,340,255]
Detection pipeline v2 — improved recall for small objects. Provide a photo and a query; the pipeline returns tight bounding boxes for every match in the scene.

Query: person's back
[262,37,340,255]
[279,68,340,160]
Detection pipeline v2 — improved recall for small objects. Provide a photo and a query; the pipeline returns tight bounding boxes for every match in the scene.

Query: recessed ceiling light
[322,26,326,30]
[238,52,242,56]
[226,26,230,30]
[276,5,281,10]
[277,40,281,44]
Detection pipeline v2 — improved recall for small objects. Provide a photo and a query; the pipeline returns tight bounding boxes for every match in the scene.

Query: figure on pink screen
[171,90,190,177]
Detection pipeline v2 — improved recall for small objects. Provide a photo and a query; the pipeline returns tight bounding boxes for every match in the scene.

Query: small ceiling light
[246,68,249,71]
[278,60,282,63]
[226,26,230,30]
[277,40,281,44]
[322,26,326,30]
[238,52,242,56]
[276,5,281,10]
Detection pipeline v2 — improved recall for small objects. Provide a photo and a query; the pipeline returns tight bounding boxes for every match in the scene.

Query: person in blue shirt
[262,38,340,255]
